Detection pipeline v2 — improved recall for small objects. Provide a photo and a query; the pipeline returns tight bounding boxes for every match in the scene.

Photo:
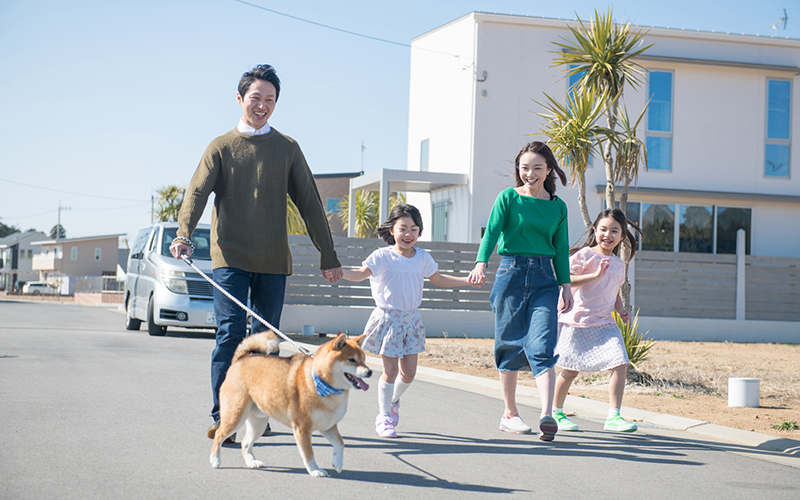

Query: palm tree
[286,195,308,235]
[537,86,614,229]
[338,191,406,238]
[154,185,185,222]
[551,8,652,212]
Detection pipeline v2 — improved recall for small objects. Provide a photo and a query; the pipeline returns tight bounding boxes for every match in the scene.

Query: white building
[395,12,800,258]
[0,231,48,291]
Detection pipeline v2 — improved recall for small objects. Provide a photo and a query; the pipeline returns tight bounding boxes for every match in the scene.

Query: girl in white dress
[328,204,472,438]
[553,208,642,433]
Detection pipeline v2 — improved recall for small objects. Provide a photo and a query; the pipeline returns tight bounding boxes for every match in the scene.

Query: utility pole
[56,199,71,241]
[361,142,366,175]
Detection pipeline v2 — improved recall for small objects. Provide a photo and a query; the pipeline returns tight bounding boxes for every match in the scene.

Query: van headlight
[161,269,188,294]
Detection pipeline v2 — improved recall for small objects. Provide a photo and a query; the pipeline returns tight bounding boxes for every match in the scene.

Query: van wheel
[125,300,142,331]
[147,296,167,336]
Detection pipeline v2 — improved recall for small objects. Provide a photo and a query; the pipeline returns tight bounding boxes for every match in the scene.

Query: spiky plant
[338,191,406,238]
[613,309,655,372]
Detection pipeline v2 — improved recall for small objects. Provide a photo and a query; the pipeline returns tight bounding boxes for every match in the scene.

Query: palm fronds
[614,309,656,371]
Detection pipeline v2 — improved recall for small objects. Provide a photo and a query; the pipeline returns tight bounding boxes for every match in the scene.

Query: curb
[287,340,800,457]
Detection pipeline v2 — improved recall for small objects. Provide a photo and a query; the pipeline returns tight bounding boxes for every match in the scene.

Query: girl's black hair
[377,203,423,245]
[575,208,643,261]
[514,141,567,199]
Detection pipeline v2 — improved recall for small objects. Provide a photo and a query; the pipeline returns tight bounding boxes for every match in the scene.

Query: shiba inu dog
[210,332,371,477]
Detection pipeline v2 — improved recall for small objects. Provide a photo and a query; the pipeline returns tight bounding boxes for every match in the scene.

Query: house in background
[0,231,48,291]
[391,12,800,258]
[31,234,125,294]
[313,172,363,236]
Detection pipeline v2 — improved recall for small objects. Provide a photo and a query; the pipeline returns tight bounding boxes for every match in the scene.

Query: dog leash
[180,255,314,357]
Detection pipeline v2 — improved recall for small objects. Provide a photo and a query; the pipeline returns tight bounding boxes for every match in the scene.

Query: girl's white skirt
[555,322,630,372]
[361,307,426,358]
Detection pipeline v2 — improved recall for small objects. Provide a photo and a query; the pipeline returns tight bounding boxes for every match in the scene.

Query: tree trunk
[619,175,633,310]
[603,98,620,210]
[577,174,593,230]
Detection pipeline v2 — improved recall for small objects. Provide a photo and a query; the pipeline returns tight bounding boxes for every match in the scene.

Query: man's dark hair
[238,64,281,101]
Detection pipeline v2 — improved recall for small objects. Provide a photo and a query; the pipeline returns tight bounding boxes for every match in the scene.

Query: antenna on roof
[767,8,789,35]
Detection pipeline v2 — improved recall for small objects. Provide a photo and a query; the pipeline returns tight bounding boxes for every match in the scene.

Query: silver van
[124,222,216,336]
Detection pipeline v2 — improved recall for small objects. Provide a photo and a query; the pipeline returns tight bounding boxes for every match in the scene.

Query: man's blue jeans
[210,267,286,422]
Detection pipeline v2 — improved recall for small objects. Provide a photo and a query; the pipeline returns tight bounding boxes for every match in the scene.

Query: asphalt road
[2,300,799,499]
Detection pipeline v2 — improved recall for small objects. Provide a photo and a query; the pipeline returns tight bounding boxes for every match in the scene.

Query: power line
[230,0,467,61]
[0,177,146,202]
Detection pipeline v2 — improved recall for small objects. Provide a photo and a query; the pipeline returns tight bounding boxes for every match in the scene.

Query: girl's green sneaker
[604,414,638,432]
[554,411,579,431]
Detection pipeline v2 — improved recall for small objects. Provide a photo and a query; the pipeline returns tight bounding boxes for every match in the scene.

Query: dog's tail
[233,330,281,363]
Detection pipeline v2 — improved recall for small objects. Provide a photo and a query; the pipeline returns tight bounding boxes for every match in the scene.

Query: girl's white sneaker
[499,415,532,434]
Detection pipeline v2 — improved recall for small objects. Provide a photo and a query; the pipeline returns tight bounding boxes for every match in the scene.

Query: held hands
[467,262,487,288]
[321,267,343,283]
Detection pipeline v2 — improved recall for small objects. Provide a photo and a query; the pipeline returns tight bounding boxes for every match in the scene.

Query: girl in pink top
[553,209,642,433]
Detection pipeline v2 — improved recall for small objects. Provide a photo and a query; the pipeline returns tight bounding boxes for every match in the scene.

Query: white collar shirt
[237,118,271,135]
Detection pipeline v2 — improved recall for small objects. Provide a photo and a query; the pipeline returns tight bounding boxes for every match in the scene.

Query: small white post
[735,228,746,320]
[347,179,356,238]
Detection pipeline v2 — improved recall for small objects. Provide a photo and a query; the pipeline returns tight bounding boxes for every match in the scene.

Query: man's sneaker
[554,411,579,431]
[390,400,400,427]
[375,414,397,438]
[604,414,638,432]
[538,416,558,441]
[499,415,532,434]
[207,423,235,443]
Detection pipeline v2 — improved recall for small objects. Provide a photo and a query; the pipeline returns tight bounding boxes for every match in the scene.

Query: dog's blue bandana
[312,369,344,397]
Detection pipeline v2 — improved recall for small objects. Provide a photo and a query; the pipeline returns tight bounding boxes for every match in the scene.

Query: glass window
[679,206,713,253]
[647,72,673,132]
[646,136,671,171]
[420,139,430,172]
[765,79,791,178]
[162,227,212,260]
[646,71,673,172]
[641,203,674,251]
[767,79,791,140]
[716,208,751,255]
[94,248,102,261]
[432,200,449,242]
[326,198,341,214]
[568,64,586,95]
[71,247,78,260]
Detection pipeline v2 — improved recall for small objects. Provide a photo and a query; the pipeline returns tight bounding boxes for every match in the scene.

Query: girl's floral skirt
[361,307,426,358]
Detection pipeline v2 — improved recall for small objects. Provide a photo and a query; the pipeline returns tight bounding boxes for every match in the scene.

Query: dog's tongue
[354,377,369,391]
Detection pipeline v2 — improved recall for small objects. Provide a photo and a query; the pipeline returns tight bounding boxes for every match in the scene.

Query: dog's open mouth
[345,373,369,391]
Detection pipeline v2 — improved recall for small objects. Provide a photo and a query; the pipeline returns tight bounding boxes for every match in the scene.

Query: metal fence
[75,276,124,292]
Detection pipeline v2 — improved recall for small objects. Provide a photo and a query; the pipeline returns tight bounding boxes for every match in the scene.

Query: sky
[1,0,797,246]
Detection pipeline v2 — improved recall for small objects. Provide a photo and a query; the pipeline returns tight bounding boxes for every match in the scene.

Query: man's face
[237,79,276,130]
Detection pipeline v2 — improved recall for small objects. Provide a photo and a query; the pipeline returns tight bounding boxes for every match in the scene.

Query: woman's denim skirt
[490,254,560,377]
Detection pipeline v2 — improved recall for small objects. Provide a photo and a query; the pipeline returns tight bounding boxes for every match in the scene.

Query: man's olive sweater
[177,128,340,274]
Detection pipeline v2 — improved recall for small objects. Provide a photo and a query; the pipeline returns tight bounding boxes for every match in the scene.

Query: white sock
[378,380,394,415]
[609,408,620,418]
[554,407,564,414]
[392,380,412,404]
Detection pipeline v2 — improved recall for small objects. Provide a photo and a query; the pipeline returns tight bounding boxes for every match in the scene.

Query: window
[765,78,791,178]
[646,71,673,171]
[432,200,449,242]
[27,249,33,259]
[71,247,78,260]
[679,206,713,253]
[641,203,675,251]
[94,248,102,261]
[326,198,341,214]
[420,139,430,172]
[716,208,751,254]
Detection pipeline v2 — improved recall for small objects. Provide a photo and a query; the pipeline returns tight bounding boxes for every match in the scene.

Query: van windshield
[161,228,212,260]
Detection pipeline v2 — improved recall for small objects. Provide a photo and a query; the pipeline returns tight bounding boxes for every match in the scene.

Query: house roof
[0,231,48,249]
[31,233,126,246]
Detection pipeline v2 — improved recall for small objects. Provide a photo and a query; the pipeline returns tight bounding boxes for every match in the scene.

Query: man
[170,64,343,438]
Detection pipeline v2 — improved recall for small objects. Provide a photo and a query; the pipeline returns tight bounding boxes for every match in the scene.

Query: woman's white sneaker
[499,415,532,434]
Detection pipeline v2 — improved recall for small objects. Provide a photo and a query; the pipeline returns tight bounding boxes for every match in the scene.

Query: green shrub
[613,309,655,371]
[772,421,798,431]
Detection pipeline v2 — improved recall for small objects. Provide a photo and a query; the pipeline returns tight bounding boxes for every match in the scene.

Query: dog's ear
[333,333,348,351]
[354,334,367,348]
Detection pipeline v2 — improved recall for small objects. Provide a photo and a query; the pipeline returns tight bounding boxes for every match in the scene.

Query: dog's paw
[332,455,343,473]
[210,456,221,469]
[309,469,329,478]
[245,459,264,469]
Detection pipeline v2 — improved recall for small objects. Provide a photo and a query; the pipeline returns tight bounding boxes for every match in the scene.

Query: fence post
[735,228,746,320]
